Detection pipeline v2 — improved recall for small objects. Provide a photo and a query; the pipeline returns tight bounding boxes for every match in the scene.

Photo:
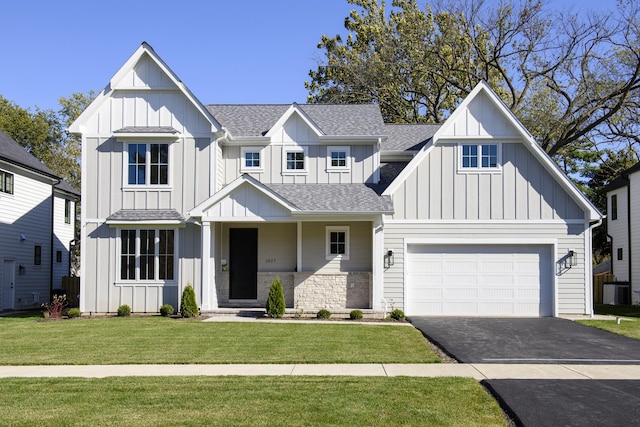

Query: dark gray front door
[229,228,258,299]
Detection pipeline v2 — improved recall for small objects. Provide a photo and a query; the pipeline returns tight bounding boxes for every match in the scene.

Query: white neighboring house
[70,43,601,317]
[0,130,80,310]
[604,163,640,304]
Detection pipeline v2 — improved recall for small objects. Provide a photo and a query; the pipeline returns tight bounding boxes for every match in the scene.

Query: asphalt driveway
[409,317,640,364]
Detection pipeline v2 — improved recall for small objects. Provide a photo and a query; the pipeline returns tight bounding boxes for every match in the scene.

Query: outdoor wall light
[18,264,25,275]
[564,250,577,269]
[384,250,394,268]
[20,233,26,241]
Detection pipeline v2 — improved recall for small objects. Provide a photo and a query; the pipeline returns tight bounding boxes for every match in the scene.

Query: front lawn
[0,376,506,426]
[576,318,640,340]
[0,316,439,365]
[594,304,640,318]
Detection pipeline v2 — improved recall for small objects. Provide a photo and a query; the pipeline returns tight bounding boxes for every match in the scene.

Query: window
[460,144,500,171]
[0,170,14,194]
[611,194,618,221]
[64,200,71,224]
[56,251,62,263]
[326,226,350,260]
[34,245,42,265]
[127,143,169,186]
[617,248,623,261]
[241,147,262,172]
[282,147,308,175]
[327,146,351,172]
[119,229,176,282]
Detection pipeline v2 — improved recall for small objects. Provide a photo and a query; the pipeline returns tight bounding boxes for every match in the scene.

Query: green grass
[576,318,640,340]
[0,316,439,365]
[0,376,506,426]
[594,304,640,318]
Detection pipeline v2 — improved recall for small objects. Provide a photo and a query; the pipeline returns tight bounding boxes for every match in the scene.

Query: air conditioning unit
[603,282,630,305]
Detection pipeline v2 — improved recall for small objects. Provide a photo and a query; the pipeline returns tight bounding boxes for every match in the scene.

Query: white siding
[383,221,590,315]
[52,195,75,288]
[0,164,53,309]
[630,172,640,303]
[204,184,291,220]
[607,186,629,282]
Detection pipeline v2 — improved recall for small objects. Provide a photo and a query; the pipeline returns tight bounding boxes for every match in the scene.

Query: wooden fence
[61,276,80,307]
[593,273,614,305]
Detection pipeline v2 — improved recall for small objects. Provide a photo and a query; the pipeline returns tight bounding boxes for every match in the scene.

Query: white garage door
[406,244,553,317]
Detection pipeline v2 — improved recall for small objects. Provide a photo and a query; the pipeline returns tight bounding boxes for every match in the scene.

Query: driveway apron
[409,317,640,364]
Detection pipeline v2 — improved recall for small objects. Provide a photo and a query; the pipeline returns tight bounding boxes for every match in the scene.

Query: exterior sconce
[20,233,26,241]
[18,264,25,275]
[384,250,394,268]
[564,250,577,269]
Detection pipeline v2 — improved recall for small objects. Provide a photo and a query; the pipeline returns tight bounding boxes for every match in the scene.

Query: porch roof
[106,209,186,224]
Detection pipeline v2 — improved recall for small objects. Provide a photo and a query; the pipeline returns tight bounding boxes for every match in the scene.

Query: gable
[438,90,521,139]
[112,53,178,90]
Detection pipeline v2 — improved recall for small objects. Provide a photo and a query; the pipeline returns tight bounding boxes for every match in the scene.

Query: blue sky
[0,0,615,112]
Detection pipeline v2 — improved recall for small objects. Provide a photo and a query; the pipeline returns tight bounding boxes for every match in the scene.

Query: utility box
[603,282,630,305]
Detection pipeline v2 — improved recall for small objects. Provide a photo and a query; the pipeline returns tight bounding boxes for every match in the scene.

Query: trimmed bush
[390,308,405,321]
[159,304,174,317]
[317,309,331,319]
[265,277,286,318]
[117,305,131,317]
[66,308,81,318]
[350,309,363,320]
[180,285,198,318]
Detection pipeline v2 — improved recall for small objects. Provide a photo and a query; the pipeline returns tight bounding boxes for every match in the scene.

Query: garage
[406,244,554,317]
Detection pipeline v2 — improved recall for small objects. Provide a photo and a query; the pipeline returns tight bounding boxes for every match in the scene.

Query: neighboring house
[604,163,640,304]
[0,130,80,310]
[70,43,601,317]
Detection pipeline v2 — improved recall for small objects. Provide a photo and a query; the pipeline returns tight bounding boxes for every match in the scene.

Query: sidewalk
[2,363,640,380]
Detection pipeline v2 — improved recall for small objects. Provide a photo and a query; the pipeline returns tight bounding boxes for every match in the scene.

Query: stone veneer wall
[218,272,371,310]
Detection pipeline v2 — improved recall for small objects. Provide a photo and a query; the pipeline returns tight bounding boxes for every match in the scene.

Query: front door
[229,228,258,299]
[2,260,15,310]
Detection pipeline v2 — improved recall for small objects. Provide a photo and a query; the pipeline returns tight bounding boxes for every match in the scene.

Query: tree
[306,0,640,170]
[265,277,286,318]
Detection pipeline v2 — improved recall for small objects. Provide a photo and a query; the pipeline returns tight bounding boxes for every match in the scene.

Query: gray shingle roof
[0,130,58,178]
[265,183,393,214]
[114,126,179,134]
[383,124,440,152]
[206,104,386,137]
[106,209,186,222]
[54,180,80,198]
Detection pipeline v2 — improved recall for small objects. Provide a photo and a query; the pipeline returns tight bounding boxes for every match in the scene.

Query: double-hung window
[120,228,175,282]
[64,200,71,224]
[611,194,618,220]
[0,170,14,194]
[127,143,169,186]
[459,143,500,171]
[241,147,263,172]
[283,147,307,175]
[326,226,350,260]
[327,146,350,172]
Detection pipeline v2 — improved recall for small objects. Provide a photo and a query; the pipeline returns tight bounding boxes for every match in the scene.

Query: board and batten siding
[607,185,629,283]
[630,172,640,304]
[0,166,54,308]
[382,222,589,314]
[391,142,584,221]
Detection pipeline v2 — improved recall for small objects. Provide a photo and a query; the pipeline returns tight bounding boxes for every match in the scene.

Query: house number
[265,258,276,264]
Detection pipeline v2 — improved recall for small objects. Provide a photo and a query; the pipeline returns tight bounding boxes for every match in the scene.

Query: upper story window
[0,170,14,194]
[326,226,350,260]
[283,147,308,175]
[459,143,500,171]
[241,147,263,172]
[327,146,351,172]
[64,200,71,224]
[611,194,618,220]
[120,228,175,282]
[127,143,169,186]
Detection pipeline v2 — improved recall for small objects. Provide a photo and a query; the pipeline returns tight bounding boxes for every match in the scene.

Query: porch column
[297,221,302,272]
[372,217,384,311]
[200,221,217,310]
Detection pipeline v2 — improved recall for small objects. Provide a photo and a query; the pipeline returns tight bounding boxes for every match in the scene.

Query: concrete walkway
[1,363,640,379]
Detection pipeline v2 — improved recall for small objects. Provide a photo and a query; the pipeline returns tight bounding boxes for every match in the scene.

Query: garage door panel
[407,244,553,317]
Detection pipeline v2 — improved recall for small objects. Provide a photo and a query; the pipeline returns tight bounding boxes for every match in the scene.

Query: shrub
[67,308,81,318]
[42,294,68,319]
[317,308,331,319]
[180,285,198,318]
[265,277,286,318]
[390,308,405,321]
[117,305,131,317]
[159,304,174,317]
[350,309,363,320]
